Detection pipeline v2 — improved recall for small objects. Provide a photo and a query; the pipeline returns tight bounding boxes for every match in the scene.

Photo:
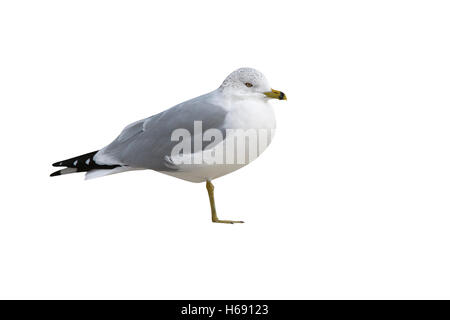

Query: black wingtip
[51,150,119,177]
[50,170,62,177]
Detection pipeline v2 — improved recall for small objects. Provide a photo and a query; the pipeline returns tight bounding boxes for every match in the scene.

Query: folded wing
[94,92,228,171]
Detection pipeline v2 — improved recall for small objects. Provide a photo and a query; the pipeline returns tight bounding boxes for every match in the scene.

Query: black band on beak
[279,92,285,100]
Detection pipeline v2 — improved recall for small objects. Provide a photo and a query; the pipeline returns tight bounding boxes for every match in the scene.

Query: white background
[0,0,449,299]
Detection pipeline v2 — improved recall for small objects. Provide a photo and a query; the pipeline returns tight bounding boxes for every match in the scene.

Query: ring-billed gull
[51,68,287,224]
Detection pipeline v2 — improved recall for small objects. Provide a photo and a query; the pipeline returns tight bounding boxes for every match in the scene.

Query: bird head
[219,67,287,101]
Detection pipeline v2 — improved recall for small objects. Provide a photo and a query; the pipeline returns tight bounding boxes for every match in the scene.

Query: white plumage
[51,67,286,223]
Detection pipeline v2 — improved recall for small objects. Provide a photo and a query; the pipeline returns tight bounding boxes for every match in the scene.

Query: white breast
[162,99,276,183]
[223,98,276,131]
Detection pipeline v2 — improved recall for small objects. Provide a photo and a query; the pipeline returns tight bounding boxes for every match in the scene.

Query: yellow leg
[206,180,244,224]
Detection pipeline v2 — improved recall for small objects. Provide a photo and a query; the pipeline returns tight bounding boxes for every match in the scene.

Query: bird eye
[245,82,253,88]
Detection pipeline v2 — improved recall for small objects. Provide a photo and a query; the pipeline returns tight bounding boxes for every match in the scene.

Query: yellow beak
[264,88,287,100]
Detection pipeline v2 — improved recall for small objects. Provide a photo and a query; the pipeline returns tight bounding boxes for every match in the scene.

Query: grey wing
[94,92,228,171]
